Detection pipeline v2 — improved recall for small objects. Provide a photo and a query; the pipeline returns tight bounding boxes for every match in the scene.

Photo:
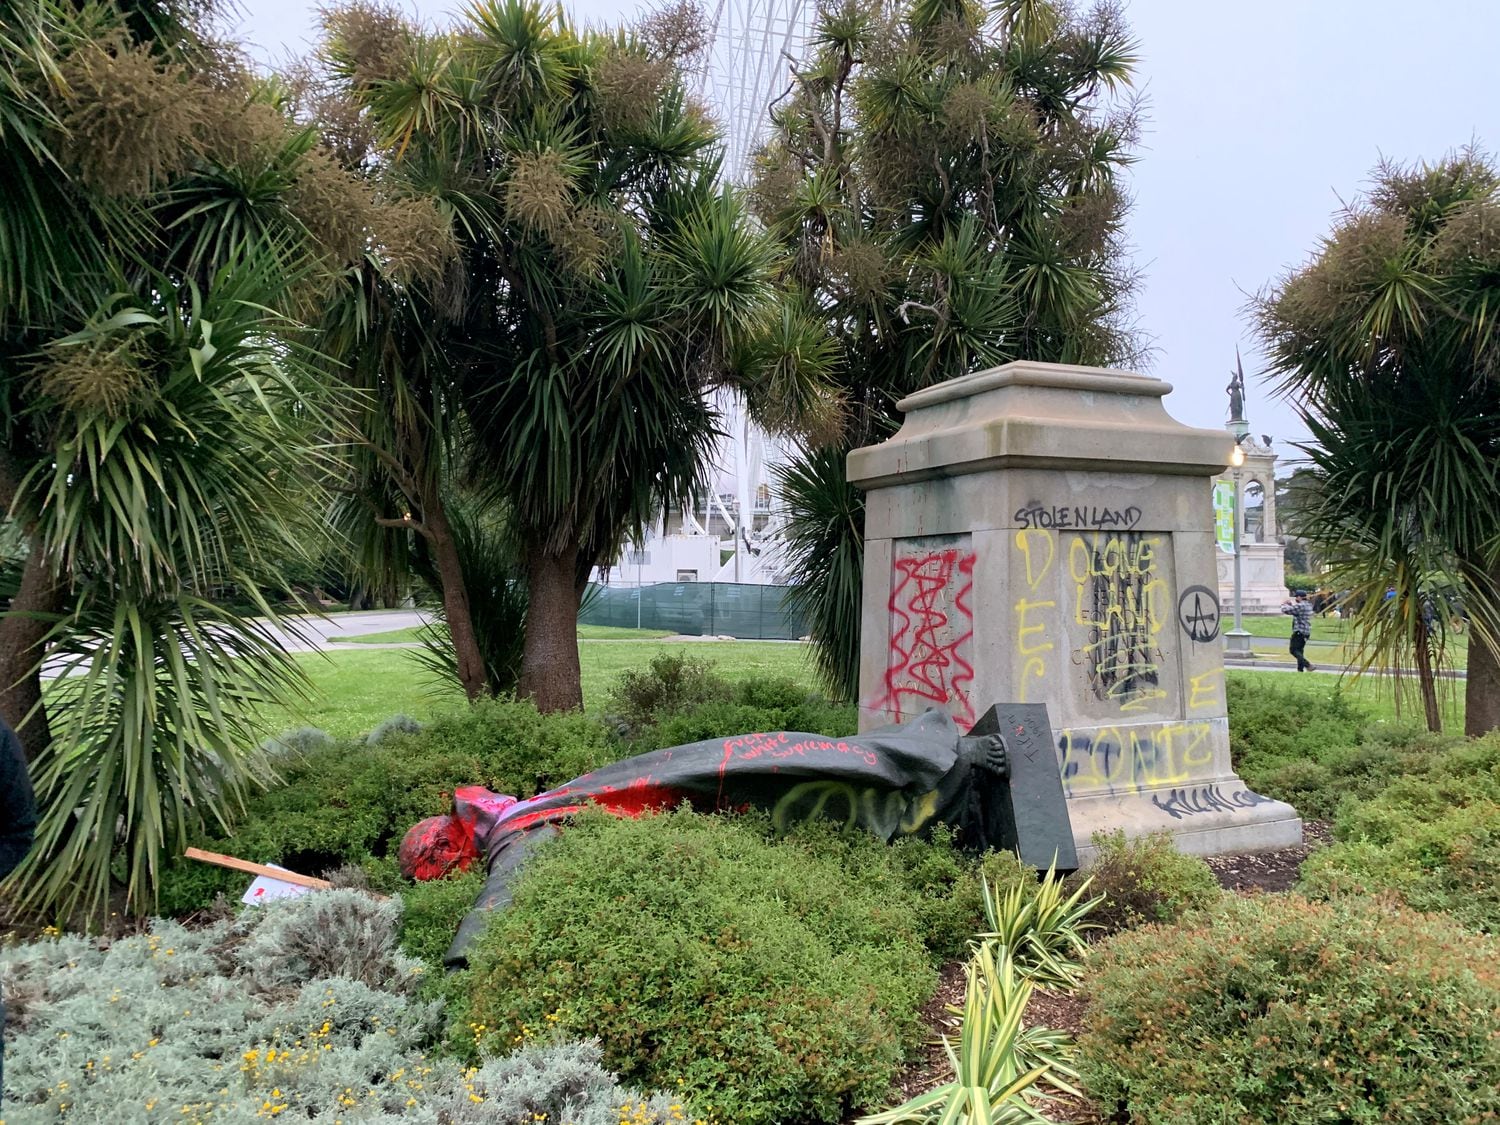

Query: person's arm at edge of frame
[0,717,37,881]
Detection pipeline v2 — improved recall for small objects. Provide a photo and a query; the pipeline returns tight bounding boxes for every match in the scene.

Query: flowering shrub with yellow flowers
[0,890,697,1123]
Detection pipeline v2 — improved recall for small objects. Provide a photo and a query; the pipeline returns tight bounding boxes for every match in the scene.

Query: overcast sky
[228,0,1497,469]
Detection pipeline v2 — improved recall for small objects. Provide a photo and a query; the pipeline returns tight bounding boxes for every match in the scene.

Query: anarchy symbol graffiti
[1177,585,1221,643]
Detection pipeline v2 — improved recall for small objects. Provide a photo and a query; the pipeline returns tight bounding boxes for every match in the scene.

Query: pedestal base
[1223,628,1255,658]
[1068,784,1302,866]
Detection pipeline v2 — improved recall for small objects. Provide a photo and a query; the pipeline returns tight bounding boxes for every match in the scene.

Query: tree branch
[374,515,428,535]
[895,300,942,324]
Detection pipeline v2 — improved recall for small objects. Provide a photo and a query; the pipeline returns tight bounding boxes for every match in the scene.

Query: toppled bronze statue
[397,703,1076,966]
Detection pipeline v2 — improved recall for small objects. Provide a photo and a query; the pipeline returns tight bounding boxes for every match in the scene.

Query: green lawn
[1226,668,1465,730]
[329,623,673,644]
[266,631,1466,743]
[267,637,813,739]
[1233,613,1468,670]
[1232,613,1352,640]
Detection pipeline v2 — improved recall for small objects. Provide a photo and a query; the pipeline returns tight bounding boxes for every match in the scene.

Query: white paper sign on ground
[241,864,314,906]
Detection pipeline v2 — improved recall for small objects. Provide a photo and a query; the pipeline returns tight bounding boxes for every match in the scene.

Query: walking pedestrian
[1,715,37,1104]
[1283,591,1316,672]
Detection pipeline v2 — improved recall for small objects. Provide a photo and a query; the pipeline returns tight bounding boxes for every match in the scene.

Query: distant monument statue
[1215,349,1288,612]
[1226,348,1247,428]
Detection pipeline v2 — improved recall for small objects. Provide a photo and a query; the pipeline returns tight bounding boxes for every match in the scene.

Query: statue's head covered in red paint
[397,786,518,881]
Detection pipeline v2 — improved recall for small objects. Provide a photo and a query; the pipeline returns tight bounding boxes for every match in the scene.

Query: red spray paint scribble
[874,548,977,729]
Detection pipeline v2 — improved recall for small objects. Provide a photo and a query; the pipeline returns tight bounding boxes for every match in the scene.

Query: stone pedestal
[847,361,1301,862]
[1217,543,1291,614]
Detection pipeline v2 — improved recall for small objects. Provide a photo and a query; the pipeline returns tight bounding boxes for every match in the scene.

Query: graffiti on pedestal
[1014,503,1143,531]
[1069,531,1169,712]
[1177,585,1222,643]
[875,542,976,728]
[1152,784,1272,820]
[1012,519,1173,715]
[1056,720,1217,796]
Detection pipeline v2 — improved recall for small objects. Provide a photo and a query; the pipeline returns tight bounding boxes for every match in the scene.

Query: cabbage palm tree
[1255,152,1500,736]
[0,0,442,917]
[755,0,1144,699]
[324,0,833,711]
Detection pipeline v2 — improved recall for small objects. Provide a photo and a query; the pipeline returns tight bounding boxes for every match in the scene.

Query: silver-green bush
[0,891,693,1122]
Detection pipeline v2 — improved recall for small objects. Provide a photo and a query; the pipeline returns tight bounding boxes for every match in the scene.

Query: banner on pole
[1213,480,1235,554]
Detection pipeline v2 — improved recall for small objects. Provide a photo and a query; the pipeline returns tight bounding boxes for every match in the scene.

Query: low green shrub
[396,867,489,967]
[1250,727,1464,821]
[1283,571,1322,593]
[1298,733,1500,932]
[1078,894,1500,1124]
[1339,733,1500,827]
[460,809,1004,1125]
[157,699,619,915]
[648,692,856,749]
[610,655,857,749]
[606,650,732,734]
[1066,830,1220,934]
[1,891,692,1122]
[1226,675,1368,801]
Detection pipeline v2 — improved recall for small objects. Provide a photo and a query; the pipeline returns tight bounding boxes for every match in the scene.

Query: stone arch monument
[1214,433,1289,612]
[847,361,1300,861]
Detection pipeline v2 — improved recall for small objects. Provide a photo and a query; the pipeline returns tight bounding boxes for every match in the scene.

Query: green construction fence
[580,582,809,640]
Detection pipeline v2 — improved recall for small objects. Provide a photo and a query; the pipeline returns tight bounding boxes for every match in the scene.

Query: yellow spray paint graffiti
[768,779,942,837]
[1188,670,1224,712]
[1013,529,1058,704]
[1010,525,1173,714]
[1056,721,1218,795]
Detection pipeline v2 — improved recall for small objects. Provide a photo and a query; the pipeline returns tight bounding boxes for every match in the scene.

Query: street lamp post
[1224,439,1254,658]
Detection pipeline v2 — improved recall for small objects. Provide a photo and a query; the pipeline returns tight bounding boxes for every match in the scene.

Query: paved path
[1225,657,1467,679]
[259,608,432,652]
[40,608,433,679]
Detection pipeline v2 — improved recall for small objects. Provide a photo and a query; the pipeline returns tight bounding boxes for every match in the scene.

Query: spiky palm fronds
[18,262,335,597]
[4,258,334,923]
[778,447,865,702]
[15,592,308,921]
[755,0,1142,698]
[0,1,380,920]
[1256,151,1500,735]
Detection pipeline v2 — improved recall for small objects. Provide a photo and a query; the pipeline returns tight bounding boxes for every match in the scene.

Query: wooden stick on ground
[182,847,391,900]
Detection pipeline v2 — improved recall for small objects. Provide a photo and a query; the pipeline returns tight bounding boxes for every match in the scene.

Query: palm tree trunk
[0,537,63,761]
[424,497,489,702]
[1412,609,1441,733]
[517,535,583,713]
[1465,557,1500,737]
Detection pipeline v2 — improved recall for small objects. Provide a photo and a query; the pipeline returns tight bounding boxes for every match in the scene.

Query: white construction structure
[698,0,814,182]
[597,0,814,588]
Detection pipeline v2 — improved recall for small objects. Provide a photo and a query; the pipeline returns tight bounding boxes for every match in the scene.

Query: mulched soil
[1202,819,1334,893]
[851,822,1336,1124]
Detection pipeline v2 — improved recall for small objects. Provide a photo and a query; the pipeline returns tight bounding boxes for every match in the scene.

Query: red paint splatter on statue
[398,814,481,881]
